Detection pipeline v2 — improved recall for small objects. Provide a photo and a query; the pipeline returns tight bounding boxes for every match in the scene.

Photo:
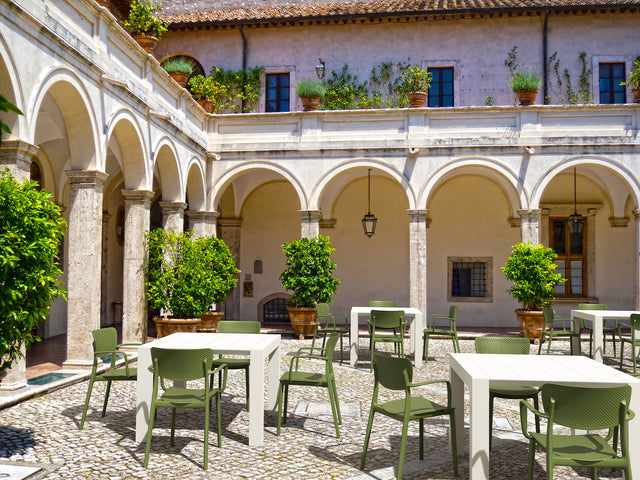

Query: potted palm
[280,236,340,339]
[620,57,640,103]
[145,229,239,337]
[161,57,195,88]
[397,66,432,107]
[123,0,168,54]
[502,242,565,342]
[295,79,326,111]
[188,75,225,113]
[510,71,541,106]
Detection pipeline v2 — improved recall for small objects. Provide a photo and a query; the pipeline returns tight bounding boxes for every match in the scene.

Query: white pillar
[300,210,321,239]
[64,170,109,368]
[518,209,541,245]
[408,209,428,316]
[218,217,241,320]
[121,190,153,344]
[159,201,187,233]
[187,210,219,238]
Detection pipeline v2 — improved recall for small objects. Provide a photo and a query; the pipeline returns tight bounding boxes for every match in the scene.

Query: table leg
[570,314,581,356]
[248,350,266,447]
[266,344,280,412]
[449,366,465,459]
[350,311,358,367]
[469,377,490,480]
[135,346,152,443]
[592,315,604,363]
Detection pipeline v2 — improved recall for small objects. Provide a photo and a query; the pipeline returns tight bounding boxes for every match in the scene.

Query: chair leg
[276,382,287,435]
[419,418,424,460]
[527,438,535,480]
[533,395,541,436]
[546,335,552,354]
[143,404,157,468]
[244,366,250,412]
[537,335,544,355]
[203,396,209,471]
[216,390,222,447]
[488,394,494,450]
[397,417,410,480]
[79,377,96,430]
[423,333,430,362]
[620,342,625,370]
[170,407,177,446]
[102,380,112,417]
[327,380,340,438]
[590,467,597,480]
[589,330,594,358]
[360,410,376,470]
[331,379,342,425]
[449,410,459,477]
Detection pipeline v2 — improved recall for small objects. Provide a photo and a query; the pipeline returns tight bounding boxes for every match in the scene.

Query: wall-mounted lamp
[525,146,535,154]
[567,167,584,234]
[315,58,325,80]
[361,169,377,238]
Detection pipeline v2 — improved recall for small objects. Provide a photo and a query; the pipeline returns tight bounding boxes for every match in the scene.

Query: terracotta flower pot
[168,72,190,88]
[633,87,640,104]
[408,91,427,108]
[287,306,317,340]
[132,35,159,55]
[197,98,214,113]
[197,311,223,333]
[515,309,545,344]
[300,96,320,111]
[516,89,538,106]
[153,316,200,338]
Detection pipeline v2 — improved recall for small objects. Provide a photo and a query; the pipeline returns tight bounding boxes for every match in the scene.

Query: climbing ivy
[209,66,264,113]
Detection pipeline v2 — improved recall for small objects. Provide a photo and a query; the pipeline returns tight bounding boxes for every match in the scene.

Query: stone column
[218,218,242,320]
[187,210,219,238]
[408,210,428,316]
[0,140,37,182]
[518,209,541,245]
[300,210,321,239]
[0,142,37,389]
[634,209,640,310]
[63,170,109,368]
[121,190,153,344]
[159,201,187,233]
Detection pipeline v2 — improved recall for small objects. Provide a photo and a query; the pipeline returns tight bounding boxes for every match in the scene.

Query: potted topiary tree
[502,242,565,342]
[161,57,195,88]
[188,75,226,113]
[620,57,640,104]
[397,65,432,107]
[145,229,239,337]
[295,79,326,111]
[123,0,168,54]
[510,71,542,106]
[280,235,340,339]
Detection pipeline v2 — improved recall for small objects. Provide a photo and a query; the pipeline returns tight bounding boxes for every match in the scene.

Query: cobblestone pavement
[0,337,632,479]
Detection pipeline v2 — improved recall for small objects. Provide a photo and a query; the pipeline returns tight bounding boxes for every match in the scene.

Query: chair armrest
[519,398,547,439]
[208,363,228,391]
[618,322,631,335]
[95,349,132,372]
[409,379,452,405]
[552,318,579,331]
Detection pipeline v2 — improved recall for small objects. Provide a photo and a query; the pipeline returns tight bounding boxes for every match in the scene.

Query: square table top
[571,309,639,320]
[351,306,422,315]
[140,332,280,355]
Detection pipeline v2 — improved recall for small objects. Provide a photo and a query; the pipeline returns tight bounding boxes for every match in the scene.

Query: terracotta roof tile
[160,0,640,25]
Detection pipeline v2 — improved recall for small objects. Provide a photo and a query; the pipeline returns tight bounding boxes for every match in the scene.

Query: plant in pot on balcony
[295,78,326,111]
[502,242,565,343]
[397,65,432,107]
[123,0,168,54]
[510,71,541,106]
[620,57,640,103]
[280,236,340,339]
[161,57,195,88]
[145,228,239,338]
[188,75,225,113]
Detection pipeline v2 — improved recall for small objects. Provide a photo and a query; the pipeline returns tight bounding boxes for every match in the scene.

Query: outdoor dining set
[79,302,640,479]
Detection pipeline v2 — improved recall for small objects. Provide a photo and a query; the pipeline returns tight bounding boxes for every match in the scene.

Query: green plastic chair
[313,303,349,363]
[475,336,540,449]
[538,306,580,355]
[360,353,459,480]
[619,313,640,375]
[423,306,460,362]
[79,327,140,430]
[144,347,227,470]
[579,303,617,358]
[212,320,261,410]
[277,332,341,438]
[520,383,634,480]
[370,310,406,370]
[367,301,398,348]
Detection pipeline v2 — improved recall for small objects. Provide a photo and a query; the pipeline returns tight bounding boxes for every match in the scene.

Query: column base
[0,378,28,391]
[62,359,94,369]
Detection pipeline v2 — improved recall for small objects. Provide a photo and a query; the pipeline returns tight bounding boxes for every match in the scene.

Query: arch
[28,67,100,171]
[531,156,640,216]
[106,110,150,190]
[159,54,205,80]
[419,157,527,217]
[208,162,307,213]
[309,159,416,215]
[185,158,206,211]
[0,34,26,140]
[153,137,183,202]
[257,292,292,324]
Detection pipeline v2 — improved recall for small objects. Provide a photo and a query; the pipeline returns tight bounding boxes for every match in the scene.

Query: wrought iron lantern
[567,167,584,235]
[315,58,325,80]
[361,169,377,237]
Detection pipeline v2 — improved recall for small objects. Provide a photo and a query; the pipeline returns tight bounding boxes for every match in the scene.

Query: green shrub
[510,71,541,92]
[161,57,195,75]
[396,66,432,94]
[123,0,168,39]
[187,75,226,101]
[0,170,66,371]
[621,57,640,89]
[295,79,326,98]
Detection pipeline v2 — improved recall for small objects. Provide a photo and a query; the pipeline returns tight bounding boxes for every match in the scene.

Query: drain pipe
[239,23,247,112]
[543,9,549,104]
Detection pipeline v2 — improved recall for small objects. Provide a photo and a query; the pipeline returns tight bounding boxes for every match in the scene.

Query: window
[550,217,587,296]
[265,73,290,112]
[447,257,492,302]
[428,67,454,107]
[263,297,290,323]
[599,63,626,104]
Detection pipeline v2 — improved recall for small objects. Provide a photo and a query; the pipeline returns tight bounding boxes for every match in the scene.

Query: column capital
[407,209,429,220]
[517,208,542,217]
[158,201,188,213]
[218,217,242,228]
[0,140,38,161]
[121,189,154,204]
[186,210,220,221]
[66,170,109,186]
[299,209,322,221]
[634,209,640,219]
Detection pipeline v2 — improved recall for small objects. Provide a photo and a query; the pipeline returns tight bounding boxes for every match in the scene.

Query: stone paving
[0,337,634,479]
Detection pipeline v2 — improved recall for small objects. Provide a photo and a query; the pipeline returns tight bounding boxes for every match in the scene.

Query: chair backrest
[631,314,640,333]
[217,320,261,334]
[323,332,340,359]
[151,347,213,382]
[578,303,607,310]
[92,327,117,354]
[475,336,530,354]
[316,302,330,318]
[541,383,631,430]
[369,300,398,307]
[542,306,554,327]
[371,310,405,329]
[448,305,459,321]
[372,353,411,391]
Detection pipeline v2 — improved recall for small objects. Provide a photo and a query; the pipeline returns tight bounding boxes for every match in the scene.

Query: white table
[349,306,424,367]
[136,332,280,447]
[571,309,639,362]
[449,353,640,480]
